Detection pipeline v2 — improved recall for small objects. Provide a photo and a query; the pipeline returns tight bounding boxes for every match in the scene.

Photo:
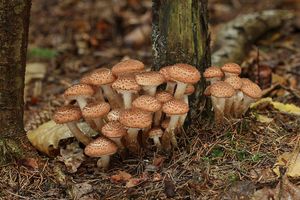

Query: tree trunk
[152,0,210,117]
[0,0,32,164]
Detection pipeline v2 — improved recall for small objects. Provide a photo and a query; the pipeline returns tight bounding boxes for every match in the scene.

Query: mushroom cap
[119,109,152,128]
[101,121,127,138]
[221,63,241,75]
[112,75,141,93]
[148,128,163,138]
[80,68,116,86]
[64,84,95,100]
[204,85,211,96]
[155,91,173,103]
[162,99,189,115]
[161,118,170,129]
[111,59,145,76]
[107,108,123,121]
[185,84,195,95]
[210,81,235,98]
[84,137,118,157]
[53,105,82,124]
[224,76,242,90]
[168,63,201,84]
[132,95,162,112]
[241,82,262,99]
[82,102,110,119]
[159,66,175,82]
[135,71,165,86]
[203,66,224,78]
[241,78,254,86]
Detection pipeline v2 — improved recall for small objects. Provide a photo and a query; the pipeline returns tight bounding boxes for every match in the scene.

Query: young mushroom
[224,76,243,117]
[107,108,123,122]
[101,121,127,150]
[168,63,201,99]
[178,84,195,126]
[209,81,235,123]
[119,109,152,153]
[154,91,173,126]
[53,105,92,145]
[82,102,110,130]
[135,71,165,96]
[64,83,95,110]
[148,128,163,149]
[80,68,122,108]
[111,59,145,77]
[112,75,141,109]
[84,137,118,170]
[203,66,224,84]
[159,66,176,94]
[221,63,241,78]
[162,99,189,150]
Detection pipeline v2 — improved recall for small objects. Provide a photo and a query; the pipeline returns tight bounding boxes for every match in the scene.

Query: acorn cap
[241,82,262,99]
[184,84,195,95]
[112,75,141,93]
[53,105,82,124]
[221,63,241,75]
[162,99,189,115]
[82,102,110,119]
[101,121,127,138]
[203,66,224,78]
[64,84,95,100]
[224,76,242,90]
[210,81,235,98]
[135,71,165,86]
[148,128,163,138]
[119,109,152,128]
[80,68,116,86]
[107,108,123,121]
[161,118,170,129]
[155,91,173,103]
[84,137,118,157]
[159,66,174,82]
[132,95,162,112]
[168,63,201,84]
[111,59,145,76]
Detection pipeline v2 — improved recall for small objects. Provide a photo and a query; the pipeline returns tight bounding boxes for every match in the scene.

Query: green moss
[0,138,24,165]
[14,1,25,14]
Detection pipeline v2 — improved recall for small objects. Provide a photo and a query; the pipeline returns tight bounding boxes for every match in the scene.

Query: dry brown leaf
[69,182,93,199]
[153,155,166,167]
[126,178,143,188]
[111,171,132,183]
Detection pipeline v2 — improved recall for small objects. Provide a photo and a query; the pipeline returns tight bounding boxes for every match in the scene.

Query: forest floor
[1,0,300,199]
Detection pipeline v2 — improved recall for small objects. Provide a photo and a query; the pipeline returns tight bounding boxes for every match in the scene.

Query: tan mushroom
[82,102,110,130]
[111,59,145,76]
[135,71,165,96]
[203,66,224,84]
[178,84,195,126]
[239,82,262,116]
[101,121,127,149]
[84,137,118,169]
[53,105,91,145]
[107,108,123,122]
[221,63,241,78]
[154,91,173,126]
[148,128,163,149]
[159,66,176,94]
[224,76,242,117]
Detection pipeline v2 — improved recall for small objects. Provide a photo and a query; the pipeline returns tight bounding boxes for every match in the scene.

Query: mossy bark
[152,0,210,117]
[0,0,32,164]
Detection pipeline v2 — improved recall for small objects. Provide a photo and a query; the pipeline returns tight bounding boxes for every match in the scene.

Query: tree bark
[152,0,210,117]
[0,0,32,164]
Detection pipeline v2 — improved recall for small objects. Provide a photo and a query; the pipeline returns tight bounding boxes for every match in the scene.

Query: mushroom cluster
[204,63,263,123]
[53,59,200,169]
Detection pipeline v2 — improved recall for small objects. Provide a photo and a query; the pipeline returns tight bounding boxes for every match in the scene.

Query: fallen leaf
[255,114,273,123]
[18,158,39,169]
[153,173,162,182]
[111,171,132,183]
[126,178,143,188]
[69,182,93,199]
[153,155,166,167]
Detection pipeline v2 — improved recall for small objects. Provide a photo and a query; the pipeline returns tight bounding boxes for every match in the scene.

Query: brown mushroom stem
[66,122,91,145]
[232,91,243,117]
[143,86,157,96]
[101,85,122,108]
[166,115,180,147]
[93,117,104,130]
[154,110,162,126]
[211,97,226,123]
[174,82,188,99]
[165,82,176,94]
[110,138,124,149]
[96,155,111,169]
[76,97,88,110]
[119,91,133,109]
[127,128,140,151]
[152,136,161,148]
[178,96,189,126]
[94,87,105,101]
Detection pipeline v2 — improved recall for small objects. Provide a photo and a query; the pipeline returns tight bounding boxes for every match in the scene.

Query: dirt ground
[1,0,300,199]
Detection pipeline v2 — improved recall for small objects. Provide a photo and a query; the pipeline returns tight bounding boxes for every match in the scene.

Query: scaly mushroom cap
[203,66,224,78]
[64,84,95,100]
[241,82,262,99]
[162,99,189,115]
[241,78,254,86]
[224,76,242,90]
[148,128,163,138]
[135,71,165,86]
[82,102,111,119]
[119,109,152,128]
[107,108,123,121]
[161,118,170,129]
[159,66,174,82]
[101,121,127,138]
[132,95,162,112]
[155,91,173,103]
[84,137,118,157]
[111,59,145,76]
[112,75,141,93]
[221,63,241,75]
[168,63,201,84]
[185,84,195,95]
[80,68,116,86]
[210,81,235,98]
[53,105,82,124]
